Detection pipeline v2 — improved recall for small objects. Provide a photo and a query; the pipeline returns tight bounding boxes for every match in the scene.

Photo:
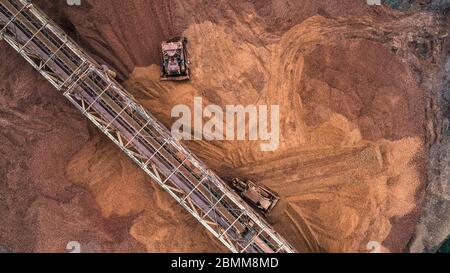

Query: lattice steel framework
[0,0,296,253]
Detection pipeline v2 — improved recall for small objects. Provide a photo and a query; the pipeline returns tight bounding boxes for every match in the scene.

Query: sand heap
[1,0,446,252]
[107,13,430,252]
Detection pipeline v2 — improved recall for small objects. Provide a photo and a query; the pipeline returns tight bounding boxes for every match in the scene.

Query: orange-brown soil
[0,0,447,252]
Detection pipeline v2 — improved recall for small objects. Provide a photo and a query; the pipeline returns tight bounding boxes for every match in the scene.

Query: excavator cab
[160,37,190,81]
[232,178,279,215]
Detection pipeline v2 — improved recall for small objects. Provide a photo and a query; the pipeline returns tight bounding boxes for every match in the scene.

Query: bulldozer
[160,37,190,81]
[231,178,279,215]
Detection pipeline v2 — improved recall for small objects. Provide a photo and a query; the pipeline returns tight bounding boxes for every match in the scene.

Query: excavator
[231,178,280,215]
[160,37,190,81]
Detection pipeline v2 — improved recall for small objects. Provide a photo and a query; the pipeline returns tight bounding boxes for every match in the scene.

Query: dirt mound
[0,43,142,252]
[115,12,431,252]
[1,0,445,252]
[34,0,377,78]
[66,135,224,252]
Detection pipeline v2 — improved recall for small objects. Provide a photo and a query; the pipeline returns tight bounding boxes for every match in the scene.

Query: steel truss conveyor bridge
[0,0,296,253]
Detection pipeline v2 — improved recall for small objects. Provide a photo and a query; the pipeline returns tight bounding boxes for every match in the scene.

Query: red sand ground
[0,0,446,252]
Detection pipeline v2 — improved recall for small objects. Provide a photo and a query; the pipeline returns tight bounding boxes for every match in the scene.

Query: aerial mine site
[0,0,449,255]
